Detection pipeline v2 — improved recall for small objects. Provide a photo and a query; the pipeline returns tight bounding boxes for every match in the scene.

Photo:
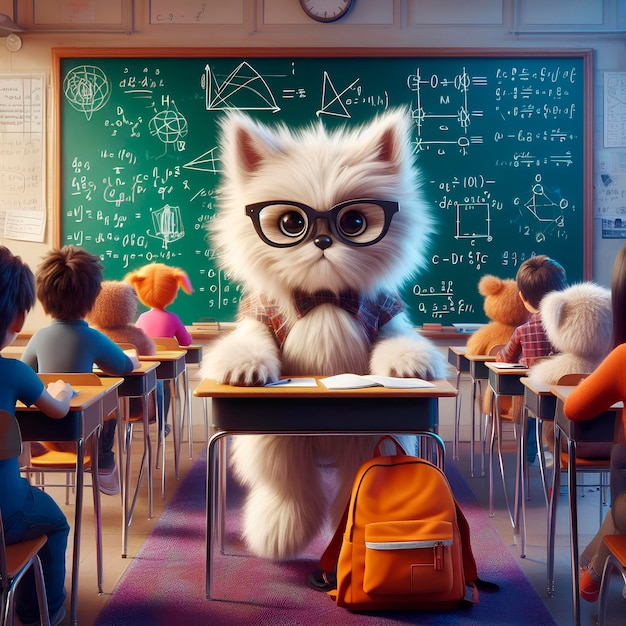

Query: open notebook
[320,374,436,390]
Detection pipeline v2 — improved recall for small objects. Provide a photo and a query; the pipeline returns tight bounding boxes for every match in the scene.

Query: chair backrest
[0,410,22,461]
[557,373,589,386]
[488,344,505,356]
[153,337,180,350]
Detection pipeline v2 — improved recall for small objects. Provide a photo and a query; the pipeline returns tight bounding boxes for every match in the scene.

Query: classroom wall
[0,0,624,331]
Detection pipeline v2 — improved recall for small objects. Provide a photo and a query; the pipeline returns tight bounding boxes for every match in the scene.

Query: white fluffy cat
[201,109,449,560]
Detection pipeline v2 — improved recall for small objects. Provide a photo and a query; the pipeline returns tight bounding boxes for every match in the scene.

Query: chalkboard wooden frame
[53,47,593,325]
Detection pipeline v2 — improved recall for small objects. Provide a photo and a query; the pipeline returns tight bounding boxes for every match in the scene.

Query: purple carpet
[95,450,557,625]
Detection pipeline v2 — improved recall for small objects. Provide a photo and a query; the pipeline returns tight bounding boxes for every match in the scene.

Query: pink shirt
[135,308,192,346]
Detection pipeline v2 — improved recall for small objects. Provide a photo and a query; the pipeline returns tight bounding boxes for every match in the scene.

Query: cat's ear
[361,109,411,174]
[222,114,279,178]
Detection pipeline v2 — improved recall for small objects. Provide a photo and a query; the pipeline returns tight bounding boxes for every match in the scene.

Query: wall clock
[299,0,353,23]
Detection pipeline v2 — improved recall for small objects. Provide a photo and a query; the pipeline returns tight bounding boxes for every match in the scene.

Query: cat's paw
[370,335,450,380]
[200,320,281,386]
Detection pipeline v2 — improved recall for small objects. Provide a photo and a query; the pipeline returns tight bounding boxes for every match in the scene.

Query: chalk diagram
[63,65,111,121]
[316,71,359,119]
[183,147,220,174]
[202,62,280,112]
[148,204,185,249]
[455,196,493,242]
[514,174,568,242]
[409,67,485,155]
[148,101,188,151]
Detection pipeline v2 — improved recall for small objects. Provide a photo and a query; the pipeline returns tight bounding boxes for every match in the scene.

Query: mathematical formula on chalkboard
[56,50,591,325]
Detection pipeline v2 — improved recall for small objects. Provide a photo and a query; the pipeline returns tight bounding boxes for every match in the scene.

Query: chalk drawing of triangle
[316,71,354,119]
[183,147,221,173]
[205,62,280,113]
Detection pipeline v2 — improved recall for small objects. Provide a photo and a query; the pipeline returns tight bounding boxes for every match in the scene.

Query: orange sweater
[564,343,626,429]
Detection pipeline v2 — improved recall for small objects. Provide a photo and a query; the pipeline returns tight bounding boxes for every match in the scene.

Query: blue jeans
[3,486,69,622]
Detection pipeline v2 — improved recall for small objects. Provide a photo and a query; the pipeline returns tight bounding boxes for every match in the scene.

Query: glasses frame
[245,198,399,248]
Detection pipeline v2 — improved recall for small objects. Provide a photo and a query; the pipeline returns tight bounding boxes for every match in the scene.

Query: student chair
[597,534,626,626]
[547,386,614,625]
[0,409,50,626]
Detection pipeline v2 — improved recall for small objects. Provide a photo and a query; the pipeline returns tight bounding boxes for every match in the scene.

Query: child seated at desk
[0,245,73,626]
[496,255,568,463]
[21,246,139,496]
[126,262,193,435]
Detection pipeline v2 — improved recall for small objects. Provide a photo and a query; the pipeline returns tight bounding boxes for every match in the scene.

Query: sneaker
[580,568,600,602]
[97,465,120,496]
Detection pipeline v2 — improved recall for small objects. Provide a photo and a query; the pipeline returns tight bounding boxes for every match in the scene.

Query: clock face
[299,0,353,23]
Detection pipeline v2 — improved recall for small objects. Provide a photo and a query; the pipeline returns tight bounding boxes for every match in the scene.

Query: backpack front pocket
[363,519,454,595]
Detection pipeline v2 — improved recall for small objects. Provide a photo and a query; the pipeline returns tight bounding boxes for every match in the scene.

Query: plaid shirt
[497,312,557,367]
[238,291,403,348]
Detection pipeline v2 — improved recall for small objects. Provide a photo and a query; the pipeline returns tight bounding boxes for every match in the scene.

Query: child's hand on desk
[127,353,141,369]
[46,380,75,400]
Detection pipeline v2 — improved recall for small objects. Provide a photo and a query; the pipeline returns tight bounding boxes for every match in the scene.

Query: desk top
[550,385,624,409]
[16,376,123,412]
[521,377,552,395]
[486,361,529,375]
[194,377,457,399]
[139,349,186,362]
[465,353,496,363]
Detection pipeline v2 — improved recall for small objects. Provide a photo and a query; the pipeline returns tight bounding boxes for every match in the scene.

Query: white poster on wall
[604,72,626,148]
[0,74,46,242]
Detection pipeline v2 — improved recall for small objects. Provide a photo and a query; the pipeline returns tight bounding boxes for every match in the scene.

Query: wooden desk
[194,377,457,600]
[548,386,621,626]
[139,350,187,495]
[16,376,123,626]
[448,346,470,461]
[485,362,528,528]
[465,353,496,476]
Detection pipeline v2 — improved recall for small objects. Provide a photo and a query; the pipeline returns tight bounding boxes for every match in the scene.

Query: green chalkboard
[55,48,592,325]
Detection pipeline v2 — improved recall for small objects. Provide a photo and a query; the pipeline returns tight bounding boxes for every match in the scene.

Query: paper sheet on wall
[604,72,626,148]
[0,74,46,242]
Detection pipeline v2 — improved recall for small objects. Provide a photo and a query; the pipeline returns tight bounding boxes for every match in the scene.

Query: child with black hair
[21,245,139,496]
[0,245,72,626]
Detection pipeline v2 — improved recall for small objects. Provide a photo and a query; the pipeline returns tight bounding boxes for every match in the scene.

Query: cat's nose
[314,235,332,249]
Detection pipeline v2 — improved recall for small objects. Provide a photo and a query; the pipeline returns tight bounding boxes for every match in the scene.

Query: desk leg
[184,368,194,459]
[171,378,180,481]
[470,378,478,477]
[206,431,226,600]
[453,369,461,461]
[515,406,527,557]
[69,438,84,626]
[547,426,561,598]
[91,428,103,594]
[568,438,581,626]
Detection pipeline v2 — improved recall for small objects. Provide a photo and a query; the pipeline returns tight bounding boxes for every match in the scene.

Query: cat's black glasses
[245,199,399,248]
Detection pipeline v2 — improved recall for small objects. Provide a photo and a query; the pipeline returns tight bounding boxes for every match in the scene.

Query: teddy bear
[465,274,531,356]
[527,281,613,458]
[86,280,157,357]
[200,109,449,560]
[86,280,157,420]
[465,274,531,417]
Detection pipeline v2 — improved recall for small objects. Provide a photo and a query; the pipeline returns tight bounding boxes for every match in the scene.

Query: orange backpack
[319,446,480,611]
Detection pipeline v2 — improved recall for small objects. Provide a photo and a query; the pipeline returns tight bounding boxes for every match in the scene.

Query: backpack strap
[320,499,348,573]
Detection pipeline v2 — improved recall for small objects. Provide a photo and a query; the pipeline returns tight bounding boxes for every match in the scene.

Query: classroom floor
[33,393,623,626]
